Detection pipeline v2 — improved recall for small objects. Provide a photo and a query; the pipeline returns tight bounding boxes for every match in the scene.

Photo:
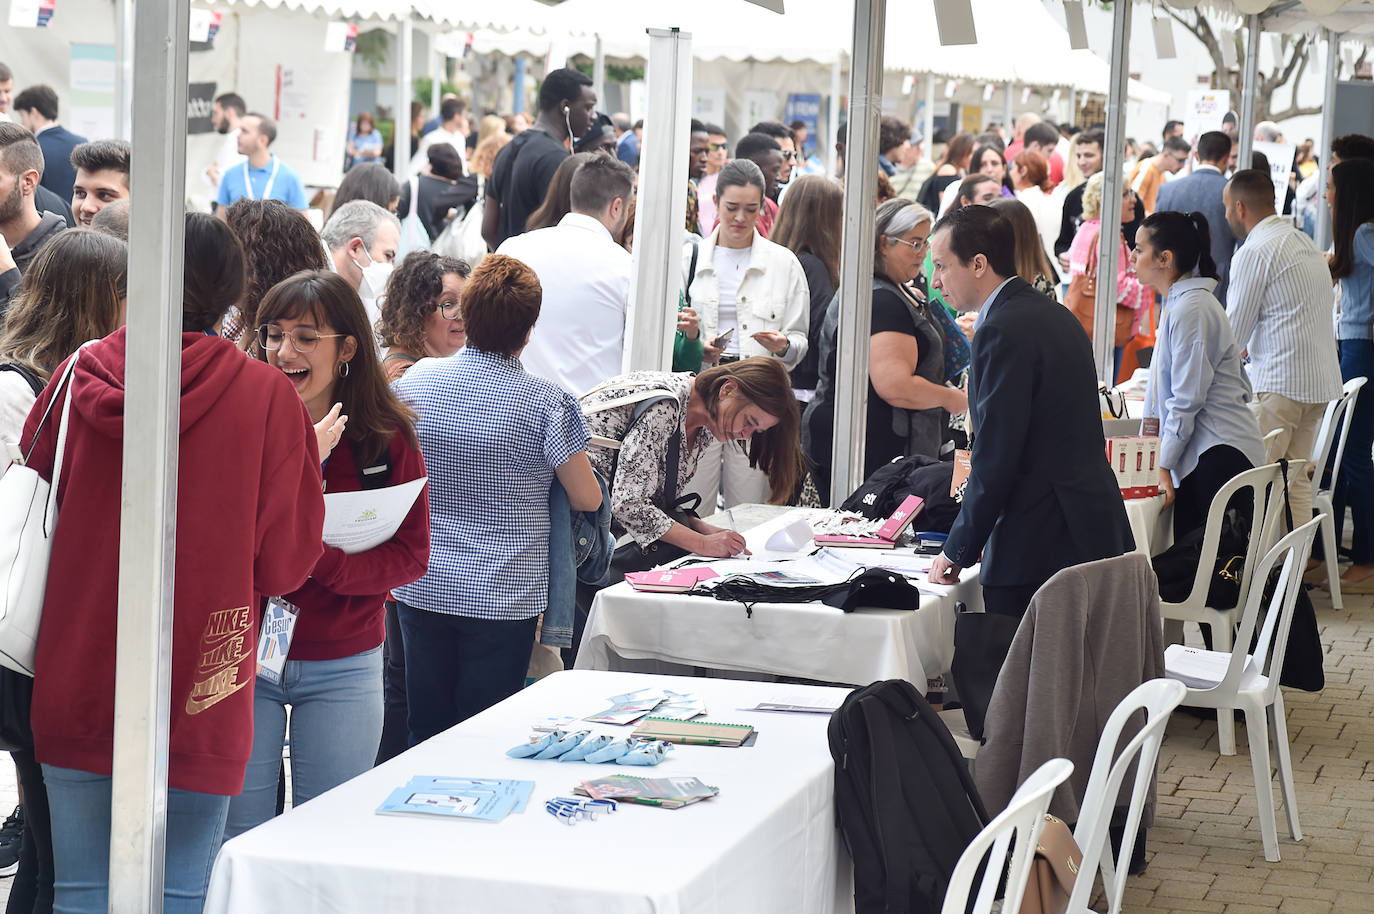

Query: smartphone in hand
[709,327,735,349]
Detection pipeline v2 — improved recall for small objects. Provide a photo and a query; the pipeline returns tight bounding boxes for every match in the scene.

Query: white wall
[0,0,357,209]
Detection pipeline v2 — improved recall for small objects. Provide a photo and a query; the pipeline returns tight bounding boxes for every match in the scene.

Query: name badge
[950,449,972,500]
[1141,417,1160,437]
[257,597,301,685]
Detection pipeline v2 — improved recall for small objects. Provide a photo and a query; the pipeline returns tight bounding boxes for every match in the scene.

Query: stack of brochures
[376,776,535,822]
[575,775,720,809]
[631,717,755,747]
[584,688,706,725]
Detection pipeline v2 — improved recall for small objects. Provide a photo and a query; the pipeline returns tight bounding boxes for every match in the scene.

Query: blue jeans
[1333,339,1374,564]
[42,765,228,914]
[223,646,383,840]
[398,602,537,747]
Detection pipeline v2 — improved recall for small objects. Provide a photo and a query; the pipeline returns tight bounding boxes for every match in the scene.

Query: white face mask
[351,248,394,300]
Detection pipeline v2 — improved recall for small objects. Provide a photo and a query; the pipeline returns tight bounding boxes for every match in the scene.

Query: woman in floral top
[583,358,803,558]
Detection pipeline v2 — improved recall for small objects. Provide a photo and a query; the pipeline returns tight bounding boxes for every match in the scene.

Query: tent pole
[109,0,189,909]
[513,56,526,115]
[924,74,936,162]
[1238,14,1261,168]
[431,44,442,116]
[114,0,134,141]
[830,0,886,503]
[1093,0,1132,386]
[1316,29,1340,251]
[626,27,692,373]
[593,34,607,112]
[1003,82,1013,132]
[394,16,413,181]
[828,55,842,175]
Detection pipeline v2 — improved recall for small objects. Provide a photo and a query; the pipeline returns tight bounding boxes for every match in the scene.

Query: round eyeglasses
[435,300,461,320]
[258,324,345,353]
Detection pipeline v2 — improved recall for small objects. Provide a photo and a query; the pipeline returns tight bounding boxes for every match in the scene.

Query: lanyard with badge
[241,157,280,201]
[257,596,301,685]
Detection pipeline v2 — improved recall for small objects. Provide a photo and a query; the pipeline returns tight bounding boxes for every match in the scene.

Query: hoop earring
[338,361,350,378]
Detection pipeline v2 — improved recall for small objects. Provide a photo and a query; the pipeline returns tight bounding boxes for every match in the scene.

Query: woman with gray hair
[803,198,968,503]
[681,157,811,508]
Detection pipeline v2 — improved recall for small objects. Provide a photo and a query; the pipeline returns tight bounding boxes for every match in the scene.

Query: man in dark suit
[1156,130,1236,299]
[928,205,1132,617]
[13,84,86,203]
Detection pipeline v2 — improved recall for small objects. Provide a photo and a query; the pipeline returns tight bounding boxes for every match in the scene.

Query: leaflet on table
[375,776,535,821]
[322,477,427,554]
[584,688,705,725]
[744,693,844,714]
[575,775,720,808]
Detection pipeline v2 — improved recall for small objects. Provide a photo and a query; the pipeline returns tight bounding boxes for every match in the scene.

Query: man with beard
[205,92,248,198]
[0,122,66,314]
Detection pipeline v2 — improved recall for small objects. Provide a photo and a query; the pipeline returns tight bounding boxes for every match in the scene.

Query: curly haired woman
[221,199,330,349]
[376,251,471,380]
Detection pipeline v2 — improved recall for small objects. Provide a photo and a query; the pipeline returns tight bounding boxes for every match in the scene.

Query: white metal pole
[1316,29,1340,251]
[923,74,936,162]
[830,0,886,503]
[1238,14,1261,169]
[593,34,607,113]
[1093,0,1132,385]
[627,27,693,372]
[394,17,413,182]
[430,45,441,117]
[110,0,189,909]
[114,0,134,141]
[828,55,842,175]
[1003,82,1013,132]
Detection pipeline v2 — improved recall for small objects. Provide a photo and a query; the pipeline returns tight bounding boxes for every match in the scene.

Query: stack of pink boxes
[1106,436,1162,499]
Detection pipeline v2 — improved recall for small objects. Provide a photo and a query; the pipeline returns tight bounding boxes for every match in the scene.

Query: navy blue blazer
[1155,166,1236,300]
[36,124,87,203]
[943,277,1132,588]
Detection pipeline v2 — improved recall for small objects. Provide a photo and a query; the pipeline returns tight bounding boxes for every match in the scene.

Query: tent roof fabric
[1165,0,1374,36]
[222,0,553,30]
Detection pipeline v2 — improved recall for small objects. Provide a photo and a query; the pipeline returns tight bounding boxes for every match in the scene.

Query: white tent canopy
[224,0,554,30]
[1165,0,1374,35]
[449,0,1172,102]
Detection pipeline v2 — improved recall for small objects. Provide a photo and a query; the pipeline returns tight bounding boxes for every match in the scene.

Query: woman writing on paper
[225,270,430,839]
[582,357,804,561]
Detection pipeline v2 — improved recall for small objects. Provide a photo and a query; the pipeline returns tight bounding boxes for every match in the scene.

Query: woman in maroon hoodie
[21,213,326,913]
[224,270,429,839]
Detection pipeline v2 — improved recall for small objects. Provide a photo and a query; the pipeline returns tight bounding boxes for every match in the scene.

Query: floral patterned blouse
[582,371,714,546]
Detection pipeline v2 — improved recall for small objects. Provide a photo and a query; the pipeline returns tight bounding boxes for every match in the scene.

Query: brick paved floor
[1131,581,1374,914]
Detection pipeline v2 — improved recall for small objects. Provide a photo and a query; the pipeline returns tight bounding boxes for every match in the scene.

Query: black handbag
[1151,507,1249,610]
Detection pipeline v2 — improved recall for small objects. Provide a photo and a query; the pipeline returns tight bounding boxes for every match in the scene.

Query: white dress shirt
[496,212,632,396]
[207,128,247,188]
[1226,214,1343,404]
[411,127,468,177]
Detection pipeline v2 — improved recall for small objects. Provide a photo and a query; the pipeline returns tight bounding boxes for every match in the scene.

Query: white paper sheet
[322,477,427,554]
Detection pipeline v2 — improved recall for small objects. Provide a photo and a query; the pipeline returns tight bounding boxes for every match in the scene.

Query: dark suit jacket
[36,124,87,202]
[1155,166,1236,299]
[944,277,1131,588]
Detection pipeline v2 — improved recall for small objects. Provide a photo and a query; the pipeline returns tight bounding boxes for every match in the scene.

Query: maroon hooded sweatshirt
[21,330,325,795]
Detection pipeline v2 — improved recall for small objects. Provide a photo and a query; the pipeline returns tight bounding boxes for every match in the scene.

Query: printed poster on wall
[742,91,778,130]
[276,66,311,124]
[68,44,115,141]
[1183,89,1230,143]
[324,22,359,53]
[187,82,218,135]
[8,0,55,28]
[692,88,726,127]
[784,93,821,156]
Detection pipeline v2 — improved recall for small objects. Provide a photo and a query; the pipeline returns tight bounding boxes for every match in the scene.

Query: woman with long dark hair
[225,270,429,837]
[1325,158,1374,590]
[1134,210,1264,539]
[917,132,974,213]
[524,152,595,232]
[770,174,842,399]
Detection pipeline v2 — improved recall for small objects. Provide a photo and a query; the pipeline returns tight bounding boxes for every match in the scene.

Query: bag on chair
[1022,813,1084,914]
[0,348,85,676]
[829,679,989,914]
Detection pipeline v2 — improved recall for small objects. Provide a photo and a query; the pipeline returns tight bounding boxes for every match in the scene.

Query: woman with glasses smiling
[225,270,430,840]
[805,198,969,503]
[377,251,471,381]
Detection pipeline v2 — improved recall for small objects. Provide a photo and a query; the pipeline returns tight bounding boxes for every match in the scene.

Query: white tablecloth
[206,671,855,914]
[576,510,981,689]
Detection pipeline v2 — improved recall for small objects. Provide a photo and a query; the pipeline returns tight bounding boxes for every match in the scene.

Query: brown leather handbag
[1063,232,1135,349]
[1022,813,1084,914]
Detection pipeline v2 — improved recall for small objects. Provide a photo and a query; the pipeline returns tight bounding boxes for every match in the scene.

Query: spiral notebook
[631,717,755,747]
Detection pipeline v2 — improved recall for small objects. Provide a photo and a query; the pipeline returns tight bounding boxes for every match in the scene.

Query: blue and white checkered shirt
[391,348,590,620]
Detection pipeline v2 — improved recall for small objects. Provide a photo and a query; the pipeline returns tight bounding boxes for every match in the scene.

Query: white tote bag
[0,349,83,676]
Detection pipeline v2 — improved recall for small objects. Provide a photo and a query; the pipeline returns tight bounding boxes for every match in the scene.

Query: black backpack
[828,680,988,914]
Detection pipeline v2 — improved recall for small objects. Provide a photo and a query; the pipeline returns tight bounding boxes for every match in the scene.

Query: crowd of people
[3,51,1374,914]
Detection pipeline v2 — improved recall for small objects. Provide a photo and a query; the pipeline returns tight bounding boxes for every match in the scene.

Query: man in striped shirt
[1224,168,1343,530]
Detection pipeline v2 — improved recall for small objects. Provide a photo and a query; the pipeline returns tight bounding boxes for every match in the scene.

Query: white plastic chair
[1309,376,1366,609]
[939,758,1075,914]
[1165,516,1321,863]
[1066,679,1187,914]
[1261,428,1283,463]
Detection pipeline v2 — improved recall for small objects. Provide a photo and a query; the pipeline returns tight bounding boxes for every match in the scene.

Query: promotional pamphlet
[376,776,535,822]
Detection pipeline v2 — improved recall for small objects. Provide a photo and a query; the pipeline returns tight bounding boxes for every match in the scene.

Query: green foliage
[354,28,390,70]
[572,60,644,84]
[414,77,462,104]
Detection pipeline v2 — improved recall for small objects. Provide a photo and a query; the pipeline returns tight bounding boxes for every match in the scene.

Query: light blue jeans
[42,764,228,914]
[223,646,383,840]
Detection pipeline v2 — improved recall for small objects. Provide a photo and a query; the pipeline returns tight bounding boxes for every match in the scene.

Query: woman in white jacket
[683,158,810,508]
